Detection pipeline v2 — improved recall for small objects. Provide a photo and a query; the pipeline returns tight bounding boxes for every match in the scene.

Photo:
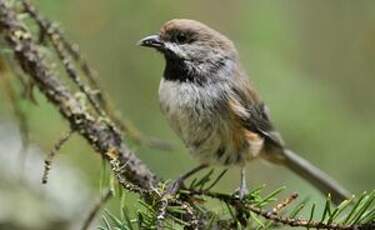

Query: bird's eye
[174,32,188,44]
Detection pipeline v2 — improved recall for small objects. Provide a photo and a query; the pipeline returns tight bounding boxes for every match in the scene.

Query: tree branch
[0,0,157,190]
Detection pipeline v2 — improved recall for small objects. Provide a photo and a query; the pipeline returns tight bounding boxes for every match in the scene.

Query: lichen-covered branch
[0,0,157,190]
[42,129,74,184]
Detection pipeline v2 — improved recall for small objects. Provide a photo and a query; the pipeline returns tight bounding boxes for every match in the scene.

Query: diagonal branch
[0,0,157,190]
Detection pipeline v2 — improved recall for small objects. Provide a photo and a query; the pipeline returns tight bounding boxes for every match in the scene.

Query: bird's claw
[164,177,184,197]
[234,186,249,200]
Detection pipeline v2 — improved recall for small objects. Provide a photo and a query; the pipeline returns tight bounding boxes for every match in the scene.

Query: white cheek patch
[165,42,188,59]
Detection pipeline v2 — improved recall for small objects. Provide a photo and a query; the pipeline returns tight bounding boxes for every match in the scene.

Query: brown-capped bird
[138,19,350,204]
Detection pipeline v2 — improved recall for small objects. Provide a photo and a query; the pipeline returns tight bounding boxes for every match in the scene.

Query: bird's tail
[280,149,351,205]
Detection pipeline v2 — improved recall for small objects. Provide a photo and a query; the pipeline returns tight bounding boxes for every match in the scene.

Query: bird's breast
[158,79,219,142]
[158,79,263,165]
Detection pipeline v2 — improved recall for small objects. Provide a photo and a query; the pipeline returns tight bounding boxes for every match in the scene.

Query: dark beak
[137,34,164,49]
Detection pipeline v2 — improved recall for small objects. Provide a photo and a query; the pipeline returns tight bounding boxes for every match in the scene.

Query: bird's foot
[162,164,209,197]
[163,177,185,197]
[234,186,249,200]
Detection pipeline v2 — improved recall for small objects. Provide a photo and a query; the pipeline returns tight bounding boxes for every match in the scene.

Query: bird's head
[138,19,239,83]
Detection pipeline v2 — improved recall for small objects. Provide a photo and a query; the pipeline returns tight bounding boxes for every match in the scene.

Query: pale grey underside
[159,79,264,166]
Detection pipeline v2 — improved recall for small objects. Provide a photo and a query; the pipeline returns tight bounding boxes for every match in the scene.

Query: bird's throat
[163,58,207,85]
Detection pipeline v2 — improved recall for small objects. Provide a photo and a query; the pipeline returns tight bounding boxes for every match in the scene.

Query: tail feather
[281,149,351,205]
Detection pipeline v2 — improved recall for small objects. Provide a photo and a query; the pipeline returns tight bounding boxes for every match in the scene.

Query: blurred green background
[0,0,374,229]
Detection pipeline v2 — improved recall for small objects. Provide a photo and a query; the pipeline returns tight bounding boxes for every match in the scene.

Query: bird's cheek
[164,43,188,59]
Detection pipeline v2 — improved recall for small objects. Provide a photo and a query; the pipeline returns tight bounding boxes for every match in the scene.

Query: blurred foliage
[0,0,374,229]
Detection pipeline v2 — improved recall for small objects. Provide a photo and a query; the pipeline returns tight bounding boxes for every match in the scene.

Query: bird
[138,18,351,204]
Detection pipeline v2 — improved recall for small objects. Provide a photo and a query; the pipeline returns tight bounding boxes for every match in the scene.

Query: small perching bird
[138,19,351,204]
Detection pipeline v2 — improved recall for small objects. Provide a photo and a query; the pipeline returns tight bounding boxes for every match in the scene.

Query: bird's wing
[244,102,284,148]
[228,73,284,149]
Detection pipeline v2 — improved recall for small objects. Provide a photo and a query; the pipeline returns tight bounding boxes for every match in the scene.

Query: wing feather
[228,71,284,149]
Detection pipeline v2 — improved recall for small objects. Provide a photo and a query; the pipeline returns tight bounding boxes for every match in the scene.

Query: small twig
[22,0,105,117]
[55,30,103,105]
[270,193,299,215]
[245,204,355,230]
[28,3,105,109]
[42,129,74,184]
[186,189,361,229]
[81,189,113,230]
[105,147,149,195]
